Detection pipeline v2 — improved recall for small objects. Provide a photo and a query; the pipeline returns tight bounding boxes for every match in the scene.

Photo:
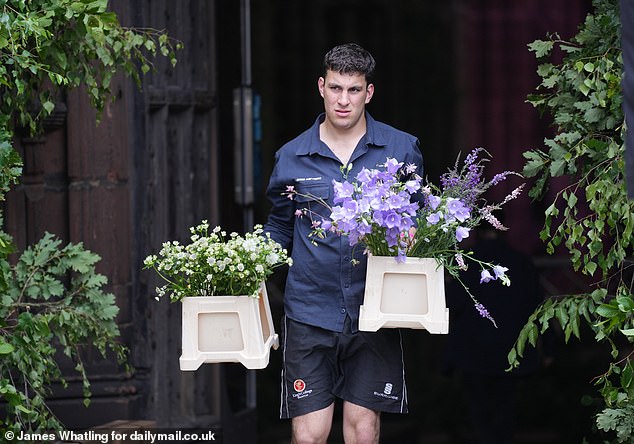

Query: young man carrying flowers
[264,43,423,444]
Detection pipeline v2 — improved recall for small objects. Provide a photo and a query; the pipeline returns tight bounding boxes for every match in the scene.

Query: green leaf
[528,39,554,58]
[596,304,620,318]
[42,100,55,115]
[550,159,566,176]
[0,342,14,354]
[621,364,633,389]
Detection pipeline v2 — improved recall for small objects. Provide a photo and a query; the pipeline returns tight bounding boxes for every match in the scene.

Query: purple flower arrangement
[285,148,524,325]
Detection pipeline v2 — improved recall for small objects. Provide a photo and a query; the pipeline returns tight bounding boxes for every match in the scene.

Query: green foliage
[522,0,626,278]
[0,232,127,432]
[597,404,634,443]
[509,0,634,441]
[0,0,180,138]
[0,120,21,202]
[0,0,181,434]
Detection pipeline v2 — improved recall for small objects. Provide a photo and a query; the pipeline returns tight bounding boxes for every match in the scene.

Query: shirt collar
[297,112,387,156]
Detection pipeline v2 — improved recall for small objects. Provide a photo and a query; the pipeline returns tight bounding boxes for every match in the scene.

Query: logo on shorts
[373,382,398,401]
[293,379,306,392]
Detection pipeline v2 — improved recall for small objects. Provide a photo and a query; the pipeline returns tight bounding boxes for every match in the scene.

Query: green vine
[508,0,634,441]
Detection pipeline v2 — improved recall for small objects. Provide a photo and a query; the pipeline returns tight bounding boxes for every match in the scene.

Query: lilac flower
[384,210,402,229]
[333,180,354,202]
[481,206,508,231]
[356,167,372,184]
[501,184,526,205]
[385,227,401,247]
[370,196,390,211]
[446,198,469,221]
[455,226,470,242]
[330,205,347,223]
[493,265,508,279]
[464,147,484,167]
[493,265,511,286]
[480,269,494,283]
[372,210,385,226]
[475,302,497,327]
[342,199,359,216]
[404,179,421,193]
[297,149,520,328]
[426,212,442,225]
[490,171,513,186]
[384,158,403,174]
[294,209,303,217]
[427,195,441,210]
[387,193,407,209]
[358,197,371,213]
[455,253,467,270]
[444,213,456,224]
[405,202,420,216]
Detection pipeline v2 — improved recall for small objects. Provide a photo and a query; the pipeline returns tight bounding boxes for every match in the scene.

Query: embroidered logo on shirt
[384,383,393,395]
[294,177,322,182]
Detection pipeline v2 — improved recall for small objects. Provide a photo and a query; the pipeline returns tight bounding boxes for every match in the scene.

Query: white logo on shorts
[384,383,393,395]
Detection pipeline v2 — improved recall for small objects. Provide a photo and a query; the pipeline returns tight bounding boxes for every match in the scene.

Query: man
[264,43,423,444]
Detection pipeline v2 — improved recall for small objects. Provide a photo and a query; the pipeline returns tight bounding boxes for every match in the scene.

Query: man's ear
[318,77,325,98]
[365,83,375,104]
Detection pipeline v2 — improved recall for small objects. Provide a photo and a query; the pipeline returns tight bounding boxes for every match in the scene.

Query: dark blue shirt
[264,112,423,332]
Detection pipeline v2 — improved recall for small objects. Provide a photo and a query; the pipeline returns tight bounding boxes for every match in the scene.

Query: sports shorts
[279,315,408,419]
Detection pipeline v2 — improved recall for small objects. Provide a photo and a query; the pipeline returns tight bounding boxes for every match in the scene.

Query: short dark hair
[323,43,376,82]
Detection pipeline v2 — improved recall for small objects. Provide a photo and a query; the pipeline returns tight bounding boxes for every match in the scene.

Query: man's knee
[343,402,380,444]
[291,405,334,444]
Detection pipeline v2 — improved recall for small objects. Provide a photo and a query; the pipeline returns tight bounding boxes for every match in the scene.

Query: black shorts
[279,316,408,419]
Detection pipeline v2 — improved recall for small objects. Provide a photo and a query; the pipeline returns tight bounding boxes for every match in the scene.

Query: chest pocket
[295,182,331,217]
[295,182,330,202]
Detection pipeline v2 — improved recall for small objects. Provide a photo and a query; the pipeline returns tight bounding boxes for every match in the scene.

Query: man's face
[318,69,374,131]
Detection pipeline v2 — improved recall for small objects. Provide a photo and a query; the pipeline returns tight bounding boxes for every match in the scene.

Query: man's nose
[338,91,350,105]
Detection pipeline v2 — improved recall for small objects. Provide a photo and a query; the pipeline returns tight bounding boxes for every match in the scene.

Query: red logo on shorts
[293,379,306,392]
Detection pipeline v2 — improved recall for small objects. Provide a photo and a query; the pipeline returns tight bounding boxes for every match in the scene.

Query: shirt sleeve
[263,151,294,250]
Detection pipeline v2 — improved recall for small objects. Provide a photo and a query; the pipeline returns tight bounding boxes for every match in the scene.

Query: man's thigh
[280,317,338,419]
[335,327,408,414]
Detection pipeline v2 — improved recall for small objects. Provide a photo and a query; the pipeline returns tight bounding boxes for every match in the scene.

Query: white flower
[144,222,291,300]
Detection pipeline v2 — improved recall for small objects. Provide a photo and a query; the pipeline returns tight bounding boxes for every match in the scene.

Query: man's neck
[319,119,366,164]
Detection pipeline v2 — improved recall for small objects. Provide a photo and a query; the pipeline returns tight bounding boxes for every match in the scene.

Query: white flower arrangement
[143,221,292,301]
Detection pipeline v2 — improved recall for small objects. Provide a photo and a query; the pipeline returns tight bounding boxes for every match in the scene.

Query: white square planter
[359,256,449,333]
[179,283,279,371]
